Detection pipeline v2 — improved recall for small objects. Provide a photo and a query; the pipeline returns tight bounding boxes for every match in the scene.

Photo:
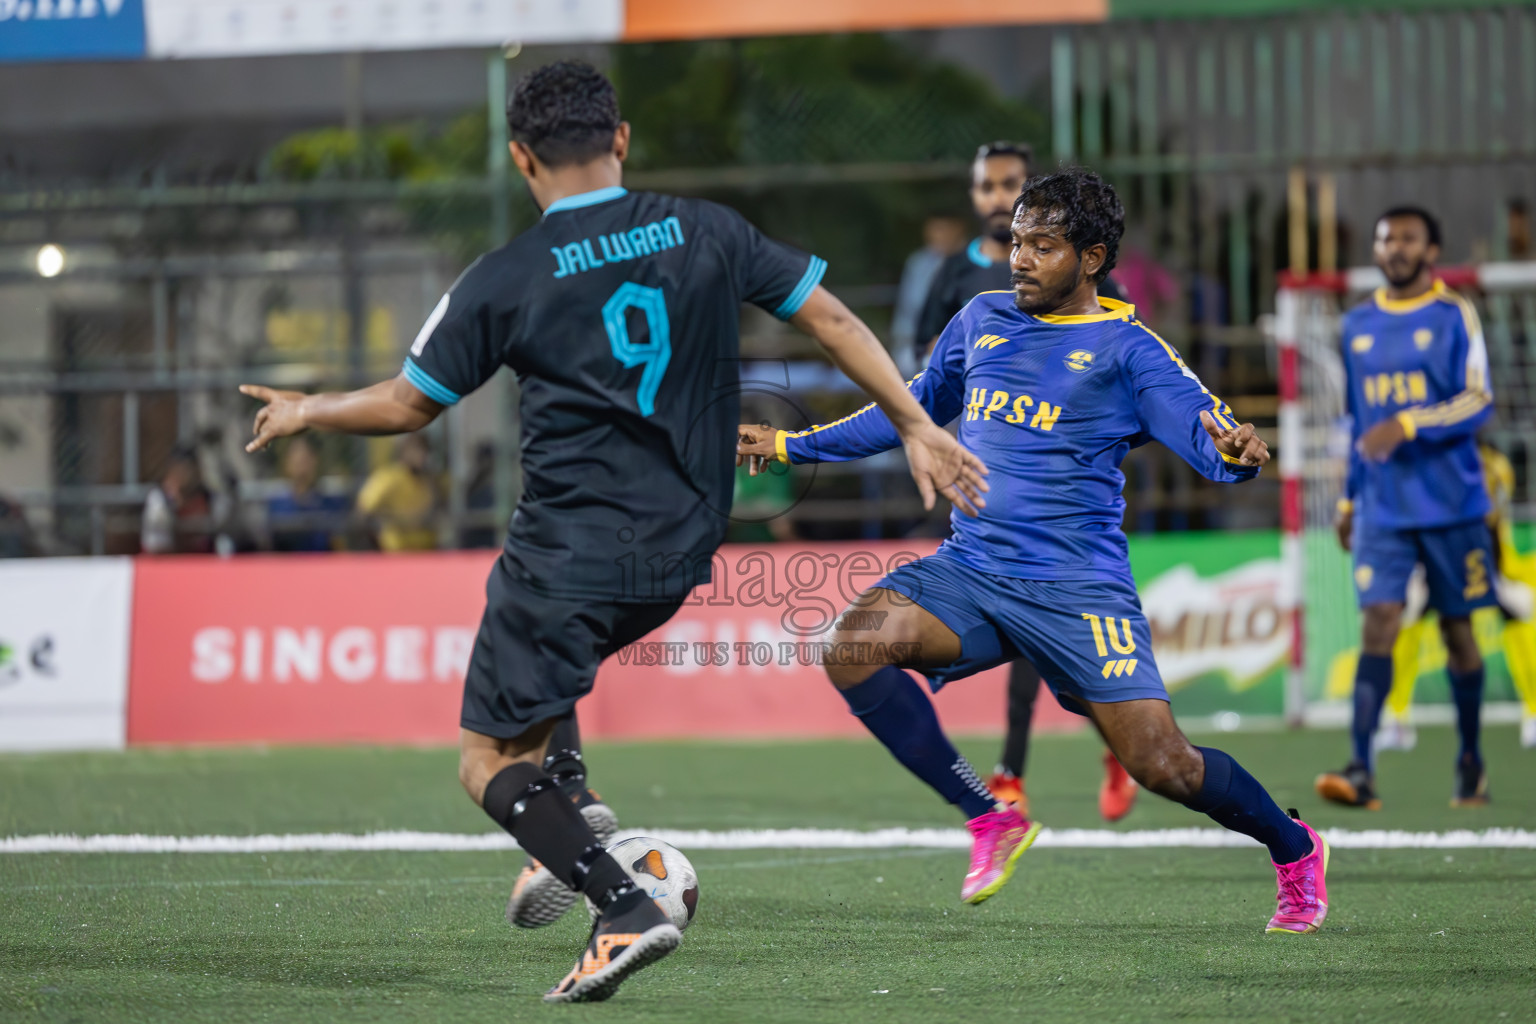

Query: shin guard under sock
[542,714,589,799]
[481,762,635,911]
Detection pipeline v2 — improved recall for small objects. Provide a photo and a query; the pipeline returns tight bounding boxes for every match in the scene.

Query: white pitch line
[2,827,1535,854]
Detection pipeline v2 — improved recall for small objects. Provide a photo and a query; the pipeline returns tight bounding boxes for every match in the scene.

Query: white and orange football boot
[506,789,618,928]
[544,891,681,1004]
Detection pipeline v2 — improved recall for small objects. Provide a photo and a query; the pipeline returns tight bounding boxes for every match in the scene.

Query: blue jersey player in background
[1316,207,1495,811]
[738,170,1332,935]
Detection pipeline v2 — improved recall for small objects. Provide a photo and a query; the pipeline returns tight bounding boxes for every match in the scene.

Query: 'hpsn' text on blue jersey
[1340,280,1491,529]
[779,291,1259,583]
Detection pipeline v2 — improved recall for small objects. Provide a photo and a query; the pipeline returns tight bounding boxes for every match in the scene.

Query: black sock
[840,665,998,820]
[998,660,1040,777]
[481,762,636,911]
[1184,747,1313,864]
[1448,666,1484,764]
[1350,653,1392,772]
[543,714,588,799]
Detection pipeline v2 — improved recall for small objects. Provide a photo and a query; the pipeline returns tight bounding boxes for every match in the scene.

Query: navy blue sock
[840,666,997,820]
[1449,666,1484,764]
[1185,747,1312,864]
[1351,653,1393,771]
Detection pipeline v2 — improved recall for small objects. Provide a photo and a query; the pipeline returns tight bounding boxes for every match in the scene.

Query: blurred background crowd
[2,9,1534,558]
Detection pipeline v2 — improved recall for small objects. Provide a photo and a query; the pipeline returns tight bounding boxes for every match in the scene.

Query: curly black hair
[506,60,622,168]
[1376,205,1442,247]
[1012,169,1124,282]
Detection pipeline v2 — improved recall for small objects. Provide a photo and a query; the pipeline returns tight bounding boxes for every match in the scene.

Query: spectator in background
[1508,198,1531,260]
[267,436,347,552]
[0,494,39,558]
[461,440,501,549]
[891,215,966,361]
[1114,225,1180,327]
[141,447,215,554]
[356,433,439,552]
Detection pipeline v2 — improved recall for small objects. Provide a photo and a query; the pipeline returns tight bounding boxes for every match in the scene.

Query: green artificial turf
[2,726,1533,1022]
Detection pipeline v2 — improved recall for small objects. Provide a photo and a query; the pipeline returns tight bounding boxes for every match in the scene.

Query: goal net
[1276,263,1536,725]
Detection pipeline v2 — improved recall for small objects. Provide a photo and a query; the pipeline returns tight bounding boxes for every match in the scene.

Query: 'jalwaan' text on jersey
[405,186,825,599]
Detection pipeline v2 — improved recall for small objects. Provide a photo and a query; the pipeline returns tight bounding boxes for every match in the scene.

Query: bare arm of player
[239,377,443,453]
[787,286,988,514]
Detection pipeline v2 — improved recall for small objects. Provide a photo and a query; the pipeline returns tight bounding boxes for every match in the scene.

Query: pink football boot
[961,805,1041,904]
[1266,815,1330,934]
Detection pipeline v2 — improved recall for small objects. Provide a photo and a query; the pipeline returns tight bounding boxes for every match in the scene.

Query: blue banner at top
[0,0,147,63]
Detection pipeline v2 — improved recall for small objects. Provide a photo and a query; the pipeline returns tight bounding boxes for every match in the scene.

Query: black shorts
[460,553,685,739]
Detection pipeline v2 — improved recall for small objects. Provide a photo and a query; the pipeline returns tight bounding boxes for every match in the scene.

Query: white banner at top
[144,0,624,59]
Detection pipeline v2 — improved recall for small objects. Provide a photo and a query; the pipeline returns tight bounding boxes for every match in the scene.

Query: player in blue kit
[739,170,1331,934]
[1316,207,1496,810]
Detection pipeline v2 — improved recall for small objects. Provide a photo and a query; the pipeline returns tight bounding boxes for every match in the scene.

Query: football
[585,837,700,931]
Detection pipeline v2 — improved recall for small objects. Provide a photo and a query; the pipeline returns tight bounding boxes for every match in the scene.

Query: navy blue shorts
[873,551,1168,715]
[1352,519,1496,616]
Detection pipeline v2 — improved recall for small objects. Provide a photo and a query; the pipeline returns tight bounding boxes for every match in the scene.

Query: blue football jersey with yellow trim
[1340,279,1491,529]
[780,291,1258,582]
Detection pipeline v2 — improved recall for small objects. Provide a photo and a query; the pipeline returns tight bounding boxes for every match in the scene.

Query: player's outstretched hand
[240,384,309,453]
[735,423,779,477]
[898,421,989,517]
[1200,410,1270,467]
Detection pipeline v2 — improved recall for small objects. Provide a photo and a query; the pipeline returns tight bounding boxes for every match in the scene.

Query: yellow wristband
[1395,410,1418,441]
[773,429,790,464]
[1336,498,1354,514]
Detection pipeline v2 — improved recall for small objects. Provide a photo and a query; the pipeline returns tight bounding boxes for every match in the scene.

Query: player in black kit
[240,61,985,1004]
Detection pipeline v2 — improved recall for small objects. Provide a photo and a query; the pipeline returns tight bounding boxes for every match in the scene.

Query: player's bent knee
[823,628,901,689]
[1120,744,1202,802]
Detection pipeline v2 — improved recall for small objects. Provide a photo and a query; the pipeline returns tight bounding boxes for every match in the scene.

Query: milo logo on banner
[1129,532,1288,716]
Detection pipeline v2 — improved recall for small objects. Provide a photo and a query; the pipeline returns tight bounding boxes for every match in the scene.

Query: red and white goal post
[1275,262,1536,726]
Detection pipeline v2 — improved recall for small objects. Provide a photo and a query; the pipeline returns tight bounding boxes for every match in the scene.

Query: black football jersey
[404,186,824,600]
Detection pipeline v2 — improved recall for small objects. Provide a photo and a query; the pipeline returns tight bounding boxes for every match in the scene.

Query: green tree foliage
[259,34,1046,291]
[616,35,1045,168]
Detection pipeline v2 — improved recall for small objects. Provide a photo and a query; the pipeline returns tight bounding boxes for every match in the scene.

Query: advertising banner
[124,545,1077,744]
[1303,527,1526,707]
[1125,531,1288,716]
[581,540,1081,741]
[127,552,492,745]
[622,0,1103,41]
[143,0,622,59]
[123,533,1302,747]
[4,0,1111,63]
[0,557,133,751]
[0,0,146,63]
